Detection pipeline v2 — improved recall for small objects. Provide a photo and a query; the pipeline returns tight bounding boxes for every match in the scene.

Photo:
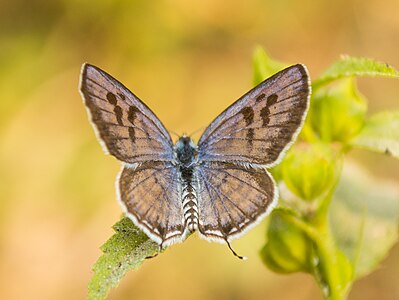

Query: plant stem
[281,212,347,300]
[311,218,346,300]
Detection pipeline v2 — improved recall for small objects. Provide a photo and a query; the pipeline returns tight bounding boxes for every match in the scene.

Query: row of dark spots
[106,92,124,125]
[240,93,278,128]
[247,128,255,147]
[106,91,139,142]
[239,106,255,148]
[247,91,267,147]
[260,94,278,126]
[240,106,254,126]
[107,91,126,103]
[127,106,140,142]
[239,93,278,147]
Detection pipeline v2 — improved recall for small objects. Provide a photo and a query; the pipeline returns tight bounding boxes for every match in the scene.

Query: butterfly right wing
[80,64,174,163]
[194,65,309,249]
[197,64,310,167]
[196,162,277,243]
[118,161,186,247]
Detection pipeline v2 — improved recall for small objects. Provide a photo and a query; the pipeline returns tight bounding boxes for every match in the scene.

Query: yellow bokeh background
[0,1,398,299]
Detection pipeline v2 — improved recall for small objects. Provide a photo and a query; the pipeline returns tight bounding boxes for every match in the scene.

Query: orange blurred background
[0,1,398,299]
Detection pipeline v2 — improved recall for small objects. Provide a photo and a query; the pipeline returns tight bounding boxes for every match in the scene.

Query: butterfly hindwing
[80,64,174,163]
[118,161,186,246]
[196,162,277,242]
[197,64,310,166]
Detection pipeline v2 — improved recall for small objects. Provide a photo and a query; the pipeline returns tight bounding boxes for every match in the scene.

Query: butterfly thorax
[175,137,199,231]
[175,136,197,166]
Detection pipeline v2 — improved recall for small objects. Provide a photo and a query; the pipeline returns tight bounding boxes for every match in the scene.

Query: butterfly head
[175,136,197,166]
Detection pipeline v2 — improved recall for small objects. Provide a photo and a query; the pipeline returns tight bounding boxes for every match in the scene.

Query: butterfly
[80,63,310,259]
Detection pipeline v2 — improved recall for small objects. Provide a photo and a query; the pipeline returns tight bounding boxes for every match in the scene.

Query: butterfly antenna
[226,240,247,260]
[145,244,162,260]
[168,129,181,139]
[188,126,206,138]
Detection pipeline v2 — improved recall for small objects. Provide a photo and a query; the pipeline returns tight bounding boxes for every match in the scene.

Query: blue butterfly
[80,64,310,259]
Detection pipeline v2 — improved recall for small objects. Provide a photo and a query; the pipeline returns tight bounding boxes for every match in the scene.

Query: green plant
[255,47,399,300]
[87,47,399,300]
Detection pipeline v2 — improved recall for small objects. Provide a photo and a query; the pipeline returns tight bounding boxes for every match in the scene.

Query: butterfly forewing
[196,162,277,242]
[118,162,186,246]
[80,64,174,163]
[197,64,310,166]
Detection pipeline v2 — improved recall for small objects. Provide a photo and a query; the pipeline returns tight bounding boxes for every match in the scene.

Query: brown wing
[80,64,174,163]
[198,64,310,167]
[117,161,186,247]
[196,162,277,243]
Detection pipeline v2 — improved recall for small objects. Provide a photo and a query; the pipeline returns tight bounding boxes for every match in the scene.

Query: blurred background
[0,0,398,299]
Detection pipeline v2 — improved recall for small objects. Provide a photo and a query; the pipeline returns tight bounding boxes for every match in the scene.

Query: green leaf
[281,143,338,201]
[87,217,158,300]
[252,46,287,85]
[308,78,367,143]
[313,56,399,89]
[330,161,399,278]
[350,111,399,159]
[260,209,314,273]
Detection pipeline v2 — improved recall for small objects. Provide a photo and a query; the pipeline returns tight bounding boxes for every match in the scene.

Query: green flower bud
[309,78,367,143]
[260,210,313,273]
[281,143,337,201]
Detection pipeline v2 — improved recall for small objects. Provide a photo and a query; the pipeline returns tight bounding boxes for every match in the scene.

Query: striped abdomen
[180,166,198,231]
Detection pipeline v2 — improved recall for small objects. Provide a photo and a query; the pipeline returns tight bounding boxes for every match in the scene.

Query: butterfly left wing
[196,162,277,243]
[80,64,174,163]
[81,65,185,247]
[197,64,310,167]
[118,161,186,247]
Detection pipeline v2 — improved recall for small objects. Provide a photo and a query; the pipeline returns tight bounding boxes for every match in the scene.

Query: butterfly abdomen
[180,166,199,231]
[175,136,199,231]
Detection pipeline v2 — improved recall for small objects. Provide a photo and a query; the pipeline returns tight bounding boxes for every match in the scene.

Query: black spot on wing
[106,92,117,105]
[247,128,255,147]
[260,94,279,126]
[256,93,266,102]
[118,93,126,100]
[128,106,140,125]
[128,127,136,142]
[260,106,270,126]
[114,105,123,125]
[267,94,278,106]
[240,107,254,126]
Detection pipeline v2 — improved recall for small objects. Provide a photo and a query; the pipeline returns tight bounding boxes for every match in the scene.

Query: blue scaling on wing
[80,64,175,163]
[197,64,310,167]
[117,161,186,247]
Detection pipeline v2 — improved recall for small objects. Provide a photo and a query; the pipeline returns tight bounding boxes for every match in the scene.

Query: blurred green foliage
[255,47,399,300]
[281,143,338,201]
[309,79,367,143]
